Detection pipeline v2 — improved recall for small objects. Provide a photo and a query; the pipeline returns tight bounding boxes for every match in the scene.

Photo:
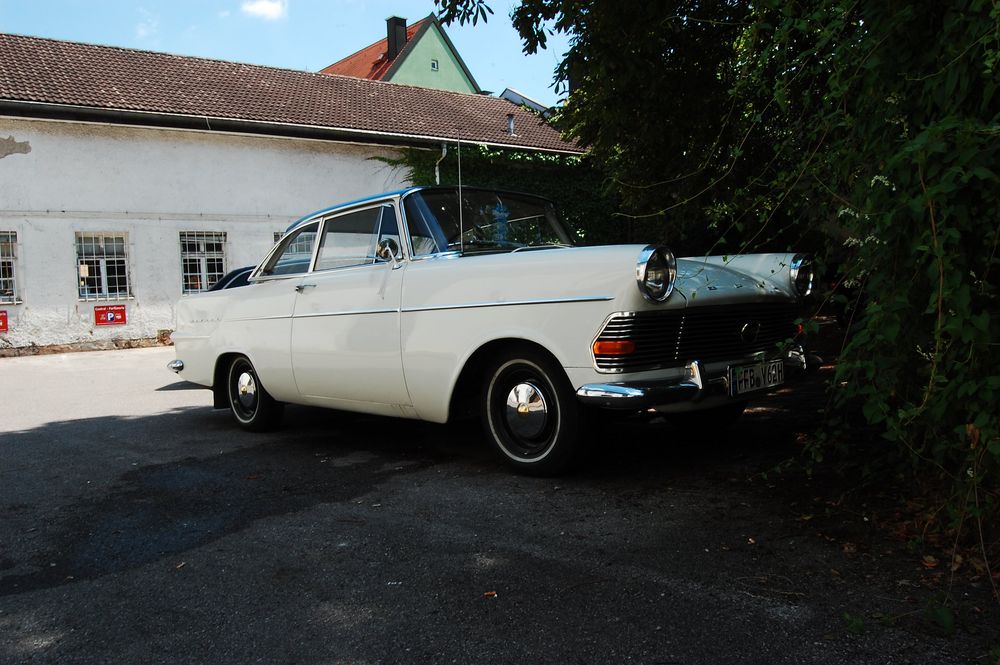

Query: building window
[430,59,439,71]
[76,232,131,301]
[180,231,227,294]
[0,231,18,303]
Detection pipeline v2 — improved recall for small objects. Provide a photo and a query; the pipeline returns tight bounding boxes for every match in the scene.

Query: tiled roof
[0,33,579,153]
[320,19,427,80]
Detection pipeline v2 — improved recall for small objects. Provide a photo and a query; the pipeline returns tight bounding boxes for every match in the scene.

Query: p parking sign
[94,304,127,326]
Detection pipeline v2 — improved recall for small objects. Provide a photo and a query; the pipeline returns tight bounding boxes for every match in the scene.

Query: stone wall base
[0,331,172,358]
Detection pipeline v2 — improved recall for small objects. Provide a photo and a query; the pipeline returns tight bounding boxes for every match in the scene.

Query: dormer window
[430,59,439,71]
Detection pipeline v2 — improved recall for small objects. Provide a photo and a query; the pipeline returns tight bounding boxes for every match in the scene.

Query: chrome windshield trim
[402,295,614,313]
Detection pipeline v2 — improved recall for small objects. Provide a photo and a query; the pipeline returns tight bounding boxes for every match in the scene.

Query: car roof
[283,186,554,234]
[284,187,421,233]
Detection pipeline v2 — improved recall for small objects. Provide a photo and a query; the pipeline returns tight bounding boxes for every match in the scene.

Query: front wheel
[227,356,283,431]
[482,349,582,475]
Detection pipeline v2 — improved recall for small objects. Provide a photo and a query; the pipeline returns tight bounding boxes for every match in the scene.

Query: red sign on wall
[94,304,127,326]
[0,310,7,333]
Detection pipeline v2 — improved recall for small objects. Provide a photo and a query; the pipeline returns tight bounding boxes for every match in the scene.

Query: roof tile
[0,33,578,153]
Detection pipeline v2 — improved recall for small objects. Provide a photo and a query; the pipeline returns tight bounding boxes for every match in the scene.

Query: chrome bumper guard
[575,346,821,410]
[167,359,185,373]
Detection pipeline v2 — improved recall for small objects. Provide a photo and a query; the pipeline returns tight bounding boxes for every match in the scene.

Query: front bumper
[575,346,820,410]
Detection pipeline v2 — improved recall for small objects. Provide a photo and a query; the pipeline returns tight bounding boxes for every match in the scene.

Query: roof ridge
[0,30,489,97]
[0,30,492,99]
[0,31,324,80]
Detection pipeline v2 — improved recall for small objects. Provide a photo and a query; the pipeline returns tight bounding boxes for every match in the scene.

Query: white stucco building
[0,33,578,350]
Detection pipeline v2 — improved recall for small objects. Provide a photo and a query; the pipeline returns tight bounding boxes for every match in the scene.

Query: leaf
[924,603,955,636]
[966,424,980,449]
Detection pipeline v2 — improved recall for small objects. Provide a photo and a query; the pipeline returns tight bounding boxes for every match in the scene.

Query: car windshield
[403,188,574,256]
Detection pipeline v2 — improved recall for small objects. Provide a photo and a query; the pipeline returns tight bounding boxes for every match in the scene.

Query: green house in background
[321,14,481,95]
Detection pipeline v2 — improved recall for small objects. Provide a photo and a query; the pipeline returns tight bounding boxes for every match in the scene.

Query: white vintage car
[170,186,816,474]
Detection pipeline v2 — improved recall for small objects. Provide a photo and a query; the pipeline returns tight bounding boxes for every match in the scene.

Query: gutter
[0,100,584,156]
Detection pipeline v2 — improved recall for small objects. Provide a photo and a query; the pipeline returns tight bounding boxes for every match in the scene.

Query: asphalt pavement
[0,347,989,663]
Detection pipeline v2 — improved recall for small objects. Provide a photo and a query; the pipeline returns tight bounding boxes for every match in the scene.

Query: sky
[0,0,569,107]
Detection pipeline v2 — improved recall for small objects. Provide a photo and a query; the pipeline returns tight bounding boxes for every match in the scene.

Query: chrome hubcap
[236,371,257,409]
[504,382,548,439]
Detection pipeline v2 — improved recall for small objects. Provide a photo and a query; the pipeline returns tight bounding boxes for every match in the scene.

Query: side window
[404,195,447,256]
[315,205,395,271]
[260,222,318,276]
[376,205,403,258]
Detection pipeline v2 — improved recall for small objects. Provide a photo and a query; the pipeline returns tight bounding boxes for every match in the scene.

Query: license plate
[729,359,784,396]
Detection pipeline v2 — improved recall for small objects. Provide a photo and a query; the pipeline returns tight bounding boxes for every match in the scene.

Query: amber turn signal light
[593,340,636,356]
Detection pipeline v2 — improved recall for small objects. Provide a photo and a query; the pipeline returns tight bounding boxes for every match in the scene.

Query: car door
[290,203,410,406]
[221,220,319,402]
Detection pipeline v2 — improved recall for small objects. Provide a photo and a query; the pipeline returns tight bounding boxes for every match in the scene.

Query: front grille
[594,301,799,372]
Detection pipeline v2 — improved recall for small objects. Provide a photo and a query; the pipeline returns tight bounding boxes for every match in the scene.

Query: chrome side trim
[167,359,185,373]
[402,295,614,313]
[228,314,293,322]
[294,308,397,319]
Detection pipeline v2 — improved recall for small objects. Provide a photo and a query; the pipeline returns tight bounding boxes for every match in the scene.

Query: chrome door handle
[295,284,317,293]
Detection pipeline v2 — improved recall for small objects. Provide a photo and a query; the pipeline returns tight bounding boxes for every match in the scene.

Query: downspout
[434,142,448,184]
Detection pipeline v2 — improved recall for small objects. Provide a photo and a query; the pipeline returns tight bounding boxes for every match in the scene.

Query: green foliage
[738,0,999,516]
[439,0,803,255]
[436,0,1000,531]
[843,611,866,635]
[923,597,957,637]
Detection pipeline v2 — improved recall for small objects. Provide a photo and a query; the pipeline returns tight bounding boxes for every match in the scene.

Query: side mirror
[375,238,401,269]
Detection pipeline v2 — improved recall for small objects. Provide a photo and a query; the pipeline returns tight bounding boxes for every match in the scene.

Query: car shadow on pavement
[0,372,824,600]
[0,405,453,598]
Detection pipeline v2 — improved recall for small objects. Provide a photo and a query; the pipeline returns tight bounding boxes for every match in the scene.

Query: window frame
[75,232,133,302]
[313,203,403,273]
[0,231,19,304]
[179,231,228,294]
[252,220,321,281]
[253,197,408,282]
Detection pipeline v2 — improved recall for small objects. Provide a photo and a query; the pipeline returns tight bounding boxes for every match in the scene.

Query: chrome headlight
[635,245,677,302]
[789,254,813,297]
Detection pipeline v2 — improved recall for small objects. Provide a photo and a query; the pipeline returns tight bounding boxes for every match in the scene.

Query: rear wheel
[227,356,283,431]
[482,349,582,475]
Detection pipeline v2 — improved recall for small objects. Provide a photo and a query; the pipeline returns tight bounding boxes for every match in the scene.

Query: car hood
[401,245,797,313]
[674,255,797,306]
